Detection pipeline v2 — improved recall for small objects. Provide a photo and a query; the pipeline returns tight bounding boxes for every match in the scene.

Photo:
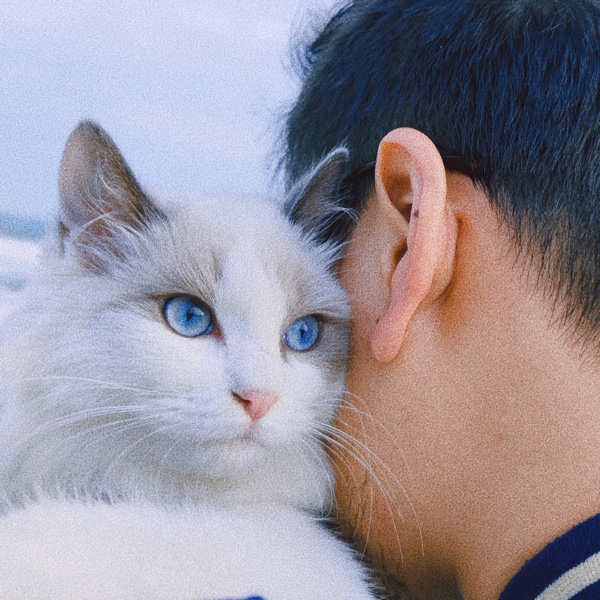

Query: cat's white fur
[0,122,377,599]
[0,500,374,600]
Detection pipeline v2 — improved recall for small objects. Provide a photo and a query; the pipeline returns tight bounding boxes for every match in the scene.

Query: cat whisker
[316,423,417,561]
[341,391,416,483]
[99,421,183,490]
[18,410,177,475]
[303,428,364,523]
[321,420,416,517]
[307,395,392,536]
[329,393,423,545]
[153,432,189,491]
[321,435,404,564]
[22,375,163,395]
[316,439,379,561]
[26,405,175,440]
[30,414,163,461]
[299,436,336,515]
[7,415,169,501]
[333,398,425,556]
[322,426,404,518]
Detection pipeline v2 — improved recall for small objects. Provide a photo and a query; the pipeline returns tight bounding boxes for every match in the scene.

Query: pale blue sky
[0,0,338,221]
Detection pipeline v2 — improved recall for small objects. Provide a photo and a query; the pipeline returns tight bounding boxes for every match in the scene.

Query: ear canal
[58,120,165,271]
[284,147,350,238]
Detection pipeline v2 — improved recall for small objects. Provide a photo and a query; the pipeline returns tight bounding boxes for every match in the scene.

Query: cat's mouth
[219,419,286,455]
[202,432,269,476]
[241,419,262,438]
[208,422,266,450]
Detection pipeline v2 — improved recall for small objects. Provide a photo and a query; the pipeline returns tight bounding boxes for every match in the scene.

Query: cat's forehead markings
[155,199,327,319]
[219,241,286,304]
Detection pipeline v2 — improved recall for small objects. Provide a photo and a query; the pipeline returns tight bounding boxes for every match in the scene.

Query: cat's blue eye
[163,295,214,338]
[283,315,320,352]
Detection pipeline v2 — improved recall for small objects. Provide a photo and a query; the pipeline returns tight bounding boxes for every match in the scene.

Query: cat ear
[58,120,164,271]
[284,148,350,239]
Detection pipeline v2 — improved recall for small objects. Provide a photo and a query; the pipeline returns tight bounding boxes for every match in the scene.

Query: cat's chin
[162,437,269,480]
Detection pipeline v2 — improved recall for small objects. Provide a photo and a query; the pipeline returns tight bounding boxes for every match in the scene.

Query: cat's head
[15,122,351,509]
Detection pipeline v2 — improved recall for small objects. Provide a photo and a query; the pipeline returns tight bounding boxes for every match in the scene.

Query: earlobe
[370,128,456,363]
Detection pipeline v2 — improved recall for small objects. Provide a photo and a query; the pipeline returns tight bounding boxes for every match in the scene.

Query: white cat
[0,122,377,599]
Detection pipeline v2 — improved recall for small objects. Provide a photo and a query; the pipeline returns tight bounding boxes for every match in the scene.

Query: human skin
[333,128,600,599]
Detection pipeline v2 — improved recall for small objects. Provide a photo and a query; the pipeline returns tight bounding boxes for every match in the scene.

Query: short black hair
[283,0,600,347]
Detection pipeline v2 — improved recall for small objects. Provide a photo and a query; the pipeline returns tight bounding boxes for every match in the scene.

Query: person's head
[283,1,600,597]
[286,0,600,344]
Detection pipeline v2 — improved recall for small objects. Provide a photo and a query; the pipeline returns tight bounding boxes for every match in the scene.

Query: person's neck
[452,296,600,599]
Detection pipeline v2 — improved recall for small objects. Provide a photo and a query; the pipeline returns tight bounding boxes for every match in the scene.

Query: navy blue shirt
[218,597,264,600]
[499,513,600,599]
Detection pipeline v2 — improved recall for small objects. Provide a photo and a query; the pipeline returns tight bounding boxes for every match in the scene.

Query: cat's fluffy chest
[0,500,376,600]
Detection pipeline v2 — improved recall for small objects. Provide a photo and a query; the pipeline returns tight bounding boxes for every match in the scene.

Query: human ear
[370,128,457,363]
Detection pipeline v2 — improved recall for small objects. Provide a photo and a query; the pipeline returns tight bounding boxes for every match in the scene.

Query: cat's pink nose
[234,389,279,421]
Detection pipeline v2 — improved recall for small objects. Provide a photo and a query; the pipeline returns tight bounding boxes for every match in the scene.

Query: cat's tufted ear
[284,148,350,241]
[58,120,165,271]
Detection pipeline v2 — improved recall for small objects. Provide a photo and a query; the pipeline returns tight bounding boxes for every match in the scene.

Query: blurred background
[0,0,338,309]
